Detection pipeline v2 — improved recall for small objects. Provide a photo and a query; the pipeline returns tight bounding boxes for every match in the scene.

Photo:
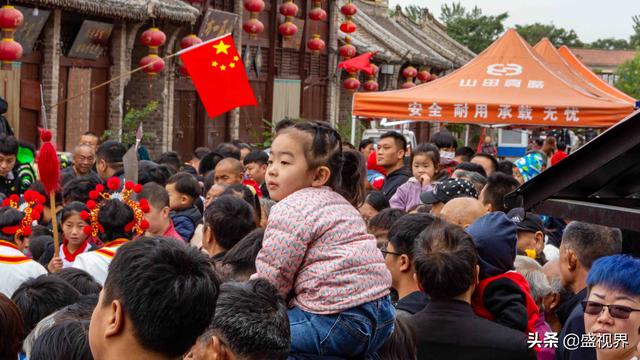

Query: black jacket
[396,291,429,317]
[409,300,535,360]
[557,288,594,360]
[0,96,14,136]
[171,206,202,242]
[381,166,412,200]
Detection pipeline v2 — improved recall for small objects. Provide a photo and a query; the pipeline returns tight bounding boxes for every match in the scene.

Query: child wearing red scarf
[58,202,96,268]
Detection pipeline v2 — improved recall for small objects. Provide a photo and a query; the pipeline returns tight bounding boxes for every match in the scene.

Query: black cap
[420,178,478,205]
[507,208,544,233]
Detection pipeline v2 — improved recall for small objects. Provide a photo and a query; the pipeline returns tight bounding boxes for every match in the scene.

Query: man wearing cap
[420,178,477,216]
[508,209,547,266]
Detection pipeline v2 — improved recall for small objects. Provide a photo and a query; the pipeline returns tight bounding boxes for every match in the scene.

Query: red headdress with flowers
[1,190,47,238]
[80,177,150,237]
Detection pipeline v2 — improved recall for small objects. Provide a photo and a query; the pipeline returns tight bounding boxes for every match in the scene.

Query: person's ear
[105,299,125,338]
[203,226,214,246]
[311,166,331,187]
[534,231,545,251]
[549,292,561,310]
[260,164,268,172]
[209,335,232,360]
[484,203,493,212]
[161,206,170,218]
[180,194,189,205]
[567,249,578,271]
[399,254,411,272]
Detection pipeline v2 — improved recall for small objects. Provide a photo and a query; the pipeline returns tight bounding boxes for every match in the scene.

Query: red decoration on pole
[36,128,61,257]
[279,0,298,39]
[0,5,23,64]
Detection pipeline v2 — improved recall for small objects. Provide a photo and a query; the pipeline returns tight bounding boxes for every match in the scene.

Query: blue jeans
[288,296,395,359]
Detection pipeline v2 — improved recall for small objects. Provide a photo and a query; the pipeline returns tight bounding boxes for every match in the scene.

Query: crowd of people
[0,120,638,360]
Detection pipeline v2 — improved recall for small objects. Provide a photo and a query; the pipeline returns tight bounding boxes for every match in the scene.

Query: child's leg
[288,296,395,358]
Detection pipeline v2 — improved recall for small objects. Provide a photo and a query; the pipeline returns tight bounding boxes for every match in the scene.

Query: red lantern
[279,21,298,38]
[180,34,203,50]
[364,80,378,92]
[244,0,265,12]
[340,2,358,17]
[0,6,24,31]
[417,69,431,82]
[0,38,22,64]
[402,81,416,89]
[402,66,417,79]
[339,43,356,59]
[429,74,438,81]
[140,54,165,75]
[343,77,360,91]
[370,63,379,76]
[340,20,357,34]
[307,34,325,53]
[178,63,190,77]
[243,18,265,36]
[309,6,327,21]
[140,28,166,49]
[279,0,299,17]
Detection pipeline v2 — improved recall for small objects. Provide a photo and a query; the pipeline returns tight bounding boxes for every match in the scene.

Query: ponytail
[0,207,24,242]
[338,150,366,207]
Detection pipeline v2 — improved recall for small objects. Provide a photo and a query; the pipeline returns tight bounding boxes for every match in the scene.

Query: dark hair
[204,195,256,251]
[411,143,440,168]
[455,146,475,162]
[369,208,406,231]
[139,182,169,210]
[201,279,290,360]
[103,237,219,357]
[364,191,390,212]
[138,160,173,186]
[243,150,269,166]
[222,228,264,281]
[413,218,478,299]
[29,234,53,262]
[497,160,515,176]
[388,213,436,256]
[0,133,18,155]
[342,142,355,150]
[52,294,98,324]
[358,138,374,151]
[60,201,89,224]
[30,320,92,360]
[11,275,81,335]
[167,172,201,199]
[472,153,499,172]
[0,207,24,242]
[204,171,216,196]
[97,199,135,242]
[481,172,520,213]
[275,118,296,133]
[232,141,252,152]
[376,317,417,360]
[221,184,262,226]
[82,131,98,137]
[430,131,457,149]
[53,268,102,296]
[199,151,225,176]
[380,131,407,152]
[455,162,487,178]
[63,175,101,204]
[194,147,211,160]
[29,181,63,206]
[562,222,622,269]
[557,141,567,151]
[285,122,366,207]
[95,140,126,165]
[156,151,182,173]
[213,142,241,160]
[0,293,24,360]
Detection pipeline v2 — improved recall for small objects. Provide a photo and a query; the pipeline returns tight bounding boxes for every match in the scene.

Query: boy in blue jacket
[165,172,202,242]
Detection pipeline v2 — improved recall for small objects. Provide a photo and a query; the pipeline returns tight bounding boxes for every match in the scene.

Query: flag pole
[47,34,232,111]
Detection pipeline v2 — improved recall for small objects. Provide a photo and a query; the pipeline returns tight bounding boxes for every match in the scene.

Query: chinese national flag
[179,34,257,118]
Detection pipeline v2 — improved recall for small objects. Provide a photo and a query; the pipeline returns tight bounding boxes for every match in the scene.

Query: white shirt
[0,241,47,297]
[59,241,92,268]
[73,239,128,285]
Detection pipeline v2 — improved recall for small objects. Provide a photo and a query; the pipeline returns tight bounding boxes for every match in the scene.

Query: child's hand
[48,257,63,273]
[419,174,431,186]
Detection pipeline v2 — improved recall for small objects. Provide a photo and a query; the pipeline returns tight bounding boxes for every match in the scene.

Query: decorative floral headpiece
[1,190,46,238]
[80,177,150,237]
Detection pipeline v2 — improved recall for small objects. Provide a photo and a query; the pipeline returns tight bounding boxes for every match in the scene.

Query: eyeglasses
[379,248,402,258]
[582,300,640,320]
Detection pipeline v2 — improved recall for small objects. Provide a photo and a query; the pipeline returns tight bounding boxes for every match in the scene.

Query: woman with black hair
[0,207,47,297]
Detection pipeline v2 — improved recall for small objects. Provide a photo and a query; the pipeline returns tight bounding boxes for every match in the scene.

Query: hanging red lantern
[279,21,298,39]
[180,34,203,50]
[340,2,358,17]
[343,76,360,91]
[402,81,416,89]
[402,66,417,79]
[340,20,357,34]
[339,43,356,59]
[140,28,166,49]
[417,69,431,82]
[0,38,22,64]
[364,80,378,92]
[429,74,438,81]
[244,0,265,12]
[0,5,23,31]
[140,54,165,75]
[370,64,379,76]
[309,5,326,21]
[178,63,190,77]
[243,18,265,36]
[307,34,325,53]
[279,0,299,17]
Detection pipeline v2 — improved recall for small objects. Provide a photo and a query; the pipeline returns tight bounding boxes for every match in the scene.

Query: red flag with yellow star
[179,34,257,118]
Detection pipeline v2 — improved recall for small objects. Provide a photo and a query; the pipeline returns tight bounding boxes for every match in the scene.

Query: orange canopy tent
[352,29,635,128]
[557,45,638,105]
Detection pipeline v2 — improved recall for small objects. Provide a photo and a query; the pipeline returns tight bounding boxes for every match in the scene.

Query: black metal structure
[505,109,640,231]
